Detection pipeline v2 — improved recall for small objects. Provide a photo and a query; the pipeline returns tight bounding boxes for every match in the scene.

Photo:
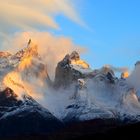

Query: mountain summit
[0,44,140,138]
[54,51,92,88]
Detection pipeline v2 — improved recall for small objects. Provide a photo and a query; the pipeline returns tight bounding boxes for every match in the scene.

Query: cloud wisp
[2,31,86,79]
[0,0,84,33]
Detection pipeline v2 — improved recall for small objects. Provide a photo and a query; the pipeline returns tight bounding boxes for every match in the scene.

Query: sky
[54,0,140,71]
[0,0,140,72]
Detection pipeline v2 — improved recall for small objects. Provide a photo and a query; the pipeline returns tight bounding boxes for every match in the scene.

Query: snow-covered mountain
[0,87,63,136]
[54,51,93,88]
[0,42,140,137]
[52,51,140,122]
[0,41,63,136]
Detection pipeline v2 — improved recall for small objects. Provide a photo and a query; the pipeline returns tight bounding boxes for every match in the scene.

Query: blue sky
[54,0,140,71]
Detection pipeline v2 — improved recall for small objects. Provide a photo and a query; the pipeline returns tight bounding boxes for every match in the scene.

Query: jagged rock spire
[54,51,91,88]
[135,61,140,67]
[27,38,32,47]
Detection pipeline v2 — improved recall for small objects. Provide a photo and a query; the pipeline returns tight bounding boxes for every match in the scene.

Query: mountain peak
[70,51,80,61]
[0,87,63,136]
[62,51,89,69]
[24,39,38,58]
[135,61,140,67]
[0,87,20,107]
[54,51,92,88]
[70,51,89,69]
[16,39,40,71]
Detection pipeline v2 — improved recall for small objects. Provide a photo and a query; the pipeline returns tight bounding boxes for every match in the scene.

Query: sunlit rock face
[54,51,117,88]
[54,51,93,88]
[0,39,48,73]
[17,42,51,84]
[69,51,89,69]
[0,44,64,136]
[0,40,51,98]
[17,42,51,85]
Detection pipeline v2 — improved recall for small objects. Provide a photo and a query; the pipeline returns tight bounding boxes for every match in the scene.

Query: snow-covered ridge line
[0,44,140,122]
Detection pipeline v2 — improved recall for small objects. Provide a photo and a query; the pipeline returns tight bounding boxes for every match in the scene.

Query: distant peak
[14,39,38,60]
[69,51,89,69]
[27,39,32,46]
[135,61,140,67]
[70,51,80,61]
[24,39,38,57]
[62,51,89,69]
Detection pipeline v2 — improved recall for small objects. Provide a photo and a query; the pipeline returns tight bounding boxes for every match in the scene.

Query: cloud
[0,1,86,79]
[0,0,87,90]
[0,0,84,33]
[104,64,129,73]
[2,31,86,79]
[127,62,140,91]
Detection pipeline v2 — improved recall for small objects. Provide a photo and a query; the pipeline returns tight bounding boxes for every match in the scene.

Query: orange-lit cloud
[3,71,44,100]
[121,71,129,79]
[2,32,86,79]
[0,0,84,33]
[0,0,87,100]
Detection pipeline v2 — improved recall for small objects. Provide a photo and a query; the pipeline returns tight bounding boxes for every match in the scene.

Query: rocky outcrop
[54,51,92,88]
[0,87,63,136]
[92,66,117,84]
[0,40,51,86]
[16,40,51,85]
[54,51,117,88]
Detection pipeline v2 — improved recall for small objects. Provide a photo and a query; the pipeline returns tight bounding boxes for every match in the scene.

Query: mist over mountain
[0,39,140,139]
[0,0,140,139]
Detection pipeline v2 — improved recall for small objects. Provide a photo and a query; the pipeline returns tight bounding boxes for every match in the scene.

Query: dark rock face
[54,51,117,88]
[0,107,63,137]
[54,51,90,88]
[54,62,82,88]
[92,66,117,84]
[135,61,140,66]
[0,88,63,136]
[0,88,21,107]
